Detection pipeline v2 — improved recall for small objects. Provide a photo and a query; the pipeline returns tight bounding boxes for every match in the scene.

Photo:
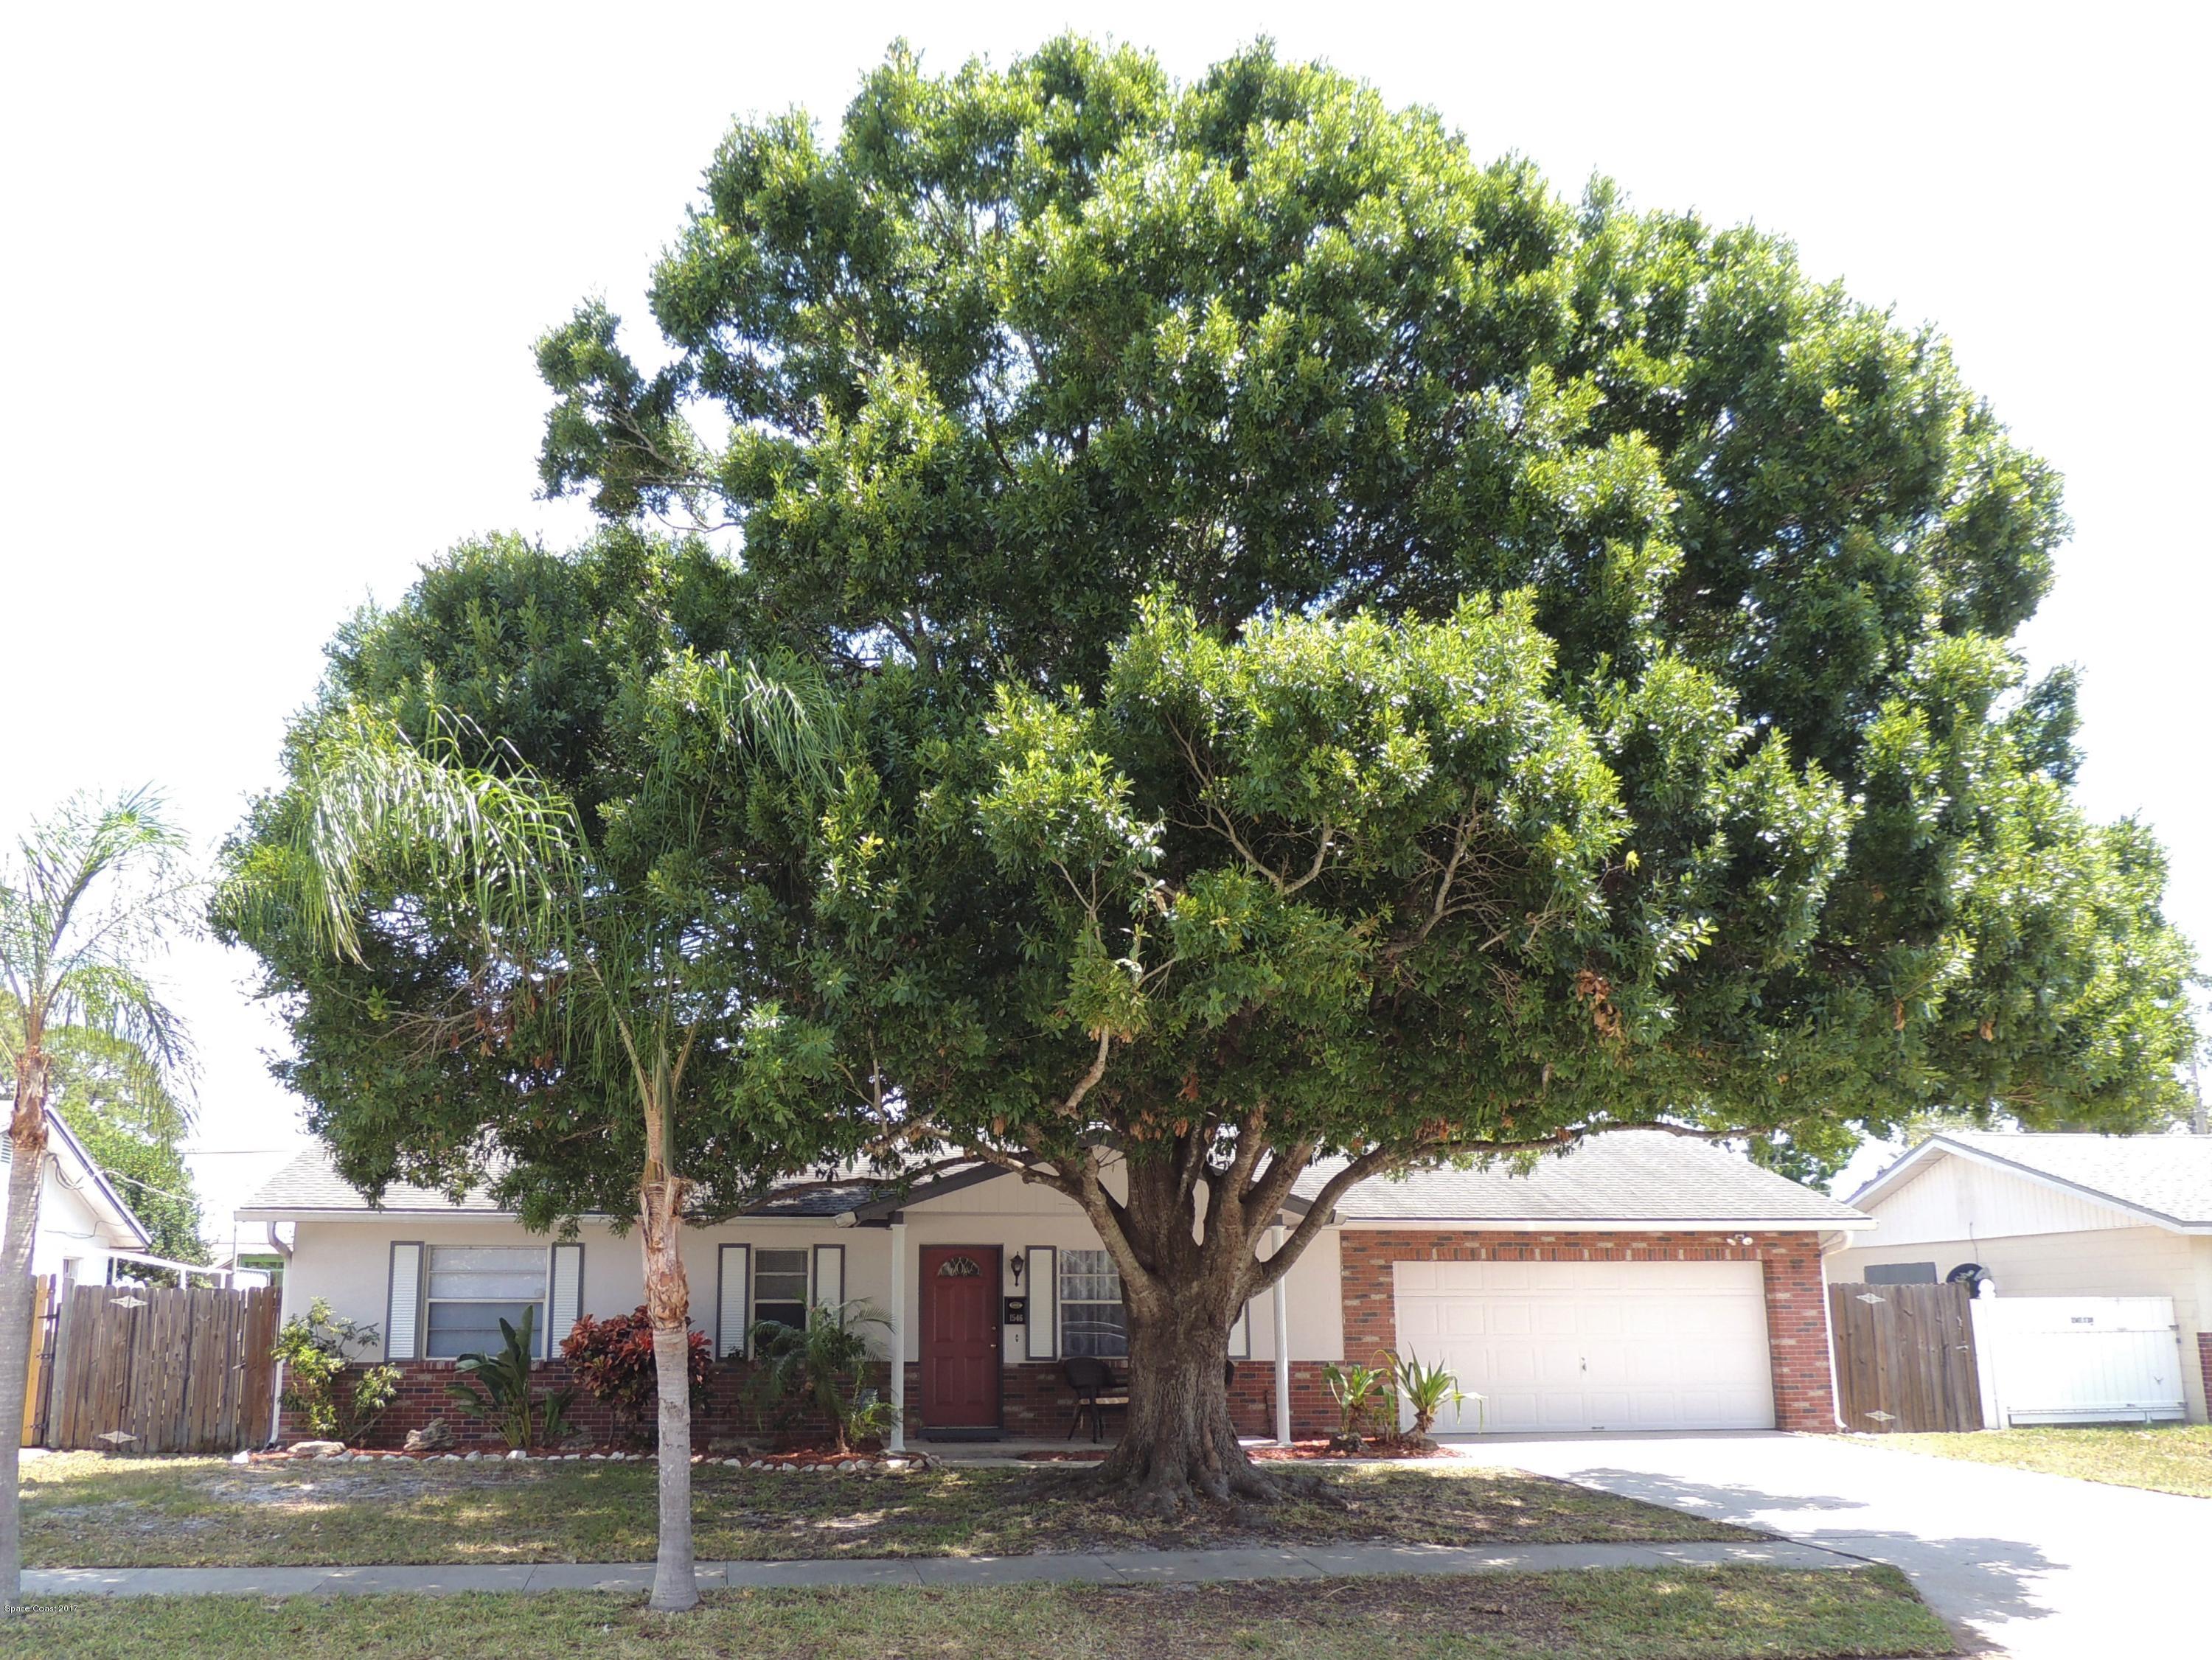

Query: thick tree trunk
[1079,1152,1285,1516]
[0,1056,54,1619]
[640,1165,696,1614]
[1096,1295,1268,1513]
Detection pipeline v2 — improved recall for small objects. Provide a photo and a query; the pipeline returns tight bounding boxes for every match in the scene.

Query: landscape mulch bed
[1020,1440,1452,1463]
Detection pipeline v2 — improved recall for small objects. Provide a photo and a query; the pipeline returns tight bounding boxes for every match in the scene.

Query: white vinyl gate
[1970,1297,2188,1426]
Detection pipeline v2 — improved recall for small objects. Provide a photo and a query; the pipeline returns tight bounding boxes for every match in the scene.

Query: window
[423,1245,547,1358]
[753,1248,810,1333]
[1059,1248,1127,1358]
[1865,1262,1938,1286]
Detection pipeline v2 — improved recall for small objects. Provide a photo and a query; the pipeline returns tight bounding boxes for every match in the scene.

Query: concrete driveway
[1447,1431,2207,1657]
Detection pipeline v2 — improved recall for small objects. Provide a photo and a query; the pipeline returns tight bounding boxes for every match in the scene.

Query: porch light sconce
[1009,1254,1025,1287]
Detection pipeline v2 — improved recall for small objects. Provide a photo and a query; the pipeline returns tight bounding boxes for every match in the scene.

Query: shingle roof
[238,1146,887,1219]
[1296,1129,1867,1224]
[243,1131,1863,1228]
[1883,1131,2212,1229]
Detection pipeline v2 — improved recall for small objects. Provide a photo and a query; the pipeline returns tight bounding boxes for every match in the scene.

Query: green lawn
[1852,1423,2212,1499]
[22,1454,1756,1569]
[0,1569,1957,1659]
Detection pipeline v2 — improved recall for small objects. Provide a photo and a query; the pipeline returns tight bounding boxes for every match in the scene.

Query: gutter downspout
[888,1219,908,1454]
[1270,1221,1292,1447]
[1817,1229,1848,1431]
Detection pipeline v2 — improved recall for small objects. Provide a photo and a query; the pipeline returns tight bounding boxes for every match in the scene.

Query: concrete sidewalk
[28,1538,1854,1598]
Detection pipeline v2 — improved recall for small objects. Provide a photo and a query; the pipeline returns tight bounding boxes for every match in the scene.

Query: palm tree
[219,660,838,1613]
[0,787,197,1617]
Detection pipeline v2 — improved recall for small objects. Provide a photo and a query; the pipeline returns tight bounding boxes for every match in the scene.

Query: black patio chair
[1062,1356,1128,1443]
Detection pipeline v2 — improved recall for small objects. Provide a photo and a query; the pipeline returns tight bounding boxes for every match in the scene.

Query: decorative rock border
[254,1444,928,1473]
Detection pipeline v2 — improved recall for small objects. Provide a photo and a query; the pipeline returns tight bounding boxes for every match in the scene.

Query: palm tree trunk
[0,1056,55,1619]
[639,1161,696,1612]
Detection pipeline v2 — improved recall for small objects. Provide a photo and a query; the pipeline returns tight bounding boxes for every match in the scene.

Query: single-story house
[238,1129,1869,1448]
[1,1112,151,1288]
[1828,1131,2212,1424]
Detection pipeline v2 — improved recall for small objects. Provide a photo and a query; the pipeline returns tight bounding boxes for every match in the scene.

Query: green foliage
[40,1025,207,1269]
[526,36,2194,1197]
[1385,1350,1475,1439]
[561,1307,713,1442]
[1322,1361,1389,1443]
[747,1301,898,1454]
[448,1308,578,1451]
[2,788,198,1106]
[219,36,2200,1488]
[211,531,847,1229]
[272,1298,400,1444]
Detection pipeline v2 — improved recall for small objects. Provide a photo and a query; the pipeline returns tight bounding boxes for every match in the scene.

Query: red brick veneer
[896,1360,1338,1442]
[291,1357,870,1450]
[1335,1230,1840,1433]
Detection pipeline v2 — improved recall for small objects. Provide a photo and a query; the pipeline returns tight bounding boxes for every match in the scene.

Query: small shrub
[272,1297,401,1445]
[748,1300,899,1454]
[1322,1359,1389,1446]
[448,1306,578,1450]
[1385,1348,1477,1438]
[562,1305,712,1443]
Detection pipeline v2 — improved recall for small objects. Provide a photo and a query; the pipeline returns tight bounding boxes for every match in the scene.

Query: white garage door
[1392,1259,1777,1434]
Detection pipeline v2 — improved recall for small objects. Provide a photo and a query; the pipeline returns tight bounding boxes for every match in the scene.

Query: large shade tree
[1,789,196,1614]
[531,36,2197,1508]
[215,531,843,1611]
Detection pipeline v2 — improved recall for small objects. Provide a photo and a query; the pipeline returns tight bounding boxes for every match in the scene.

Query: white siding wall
[888,1172,1342,1364]
[1829,1227,2208,1423]
[1864,1155,2143,1245]
[282,1175,1349,1369]
[25,1168,121,1283]
[286,1216,870,1359]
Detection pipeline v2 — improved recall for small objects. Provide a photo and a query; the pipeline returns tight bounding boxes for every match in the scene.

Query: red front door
[920,1246,1001,1430]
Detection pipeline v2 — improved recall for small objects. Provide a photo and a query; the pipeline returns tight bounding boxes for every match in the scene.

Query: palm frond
[0,787,198,1106]
[229,707,585,969]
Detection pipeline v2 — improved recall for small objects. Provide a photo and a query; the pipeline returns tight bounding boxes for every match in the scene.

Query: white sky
[5,2,2205,1232]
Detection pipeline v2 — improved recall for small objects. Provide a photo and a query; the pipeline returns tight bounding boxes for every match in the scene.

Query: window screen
[1059,1248,1127,1358]
[754,1248,810,1333]
[423,1246,547,1357]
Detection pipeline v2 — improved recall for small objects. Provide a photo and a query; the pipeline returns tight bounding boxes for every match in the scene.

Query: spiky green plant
[1385,1349,1475,1439]
[748,1300,899,1454]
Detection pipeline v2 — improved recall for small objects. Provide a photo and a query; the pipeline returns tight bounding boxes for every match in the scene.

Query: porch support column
[888,1219,908,1454]
[1270,1221,1292,1447]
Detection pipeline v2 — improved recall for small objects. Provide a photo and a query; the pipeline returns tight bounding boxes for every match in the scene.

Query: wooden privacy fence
[18,1275,60,1448]
[41,1281,279,1453]
[1829,1280,1984,1434]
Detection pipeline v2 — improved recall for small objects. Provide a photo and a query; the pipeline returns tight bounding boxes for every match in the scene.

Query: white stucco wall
[1829,1227,2209,1424]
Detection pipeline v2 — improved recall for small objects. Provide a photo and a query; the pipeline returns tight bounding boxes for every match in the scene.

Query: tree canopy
[538,33,2192,1159]
[525,36,2197,1502]
[223,35,2195,1512]
[216,530,840,1226]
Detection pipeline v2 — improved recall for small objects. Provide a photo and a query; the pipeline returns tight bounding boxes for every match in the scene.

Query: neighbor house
[1,1111,151,1288]
[1829,1131,2212,1424]
[239,1129,1869,1447]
